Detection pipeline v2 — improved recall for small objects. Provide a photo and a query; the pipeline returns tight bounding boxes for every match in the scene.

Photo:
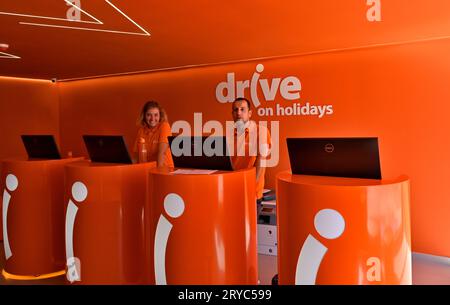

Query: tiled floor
[409,253,450,285]
[257,253,450,285]
[0,242,448,285]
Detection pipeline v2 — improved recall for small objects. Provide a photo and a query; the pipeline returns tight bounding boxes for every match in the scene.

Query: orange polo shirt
[229,121,271,200]
[133,121,174,167]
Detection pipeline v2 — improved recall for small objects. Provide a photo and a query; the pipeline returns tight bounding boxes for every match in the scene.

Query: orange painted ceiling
[1,0,450,80]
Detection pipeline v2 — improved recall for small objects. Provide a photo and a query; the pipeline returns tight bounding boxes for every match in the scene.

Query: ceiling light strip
[0,11,100,25]
[19,21,149,36]
[104,0,150,36]
[3,1,149,37]
[0,51,20,59]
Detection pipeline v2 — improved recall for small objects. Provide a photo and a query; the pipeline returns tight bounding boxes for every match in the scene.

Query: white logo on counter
[154,193,185,285]
[67,257,81,283]
[295,209,345,285]
[2,174,18,260]
[65,181,88,283]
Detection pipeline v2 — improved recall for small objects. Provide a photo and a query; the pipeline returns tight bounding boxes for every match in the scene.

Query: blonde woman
[134,101,174,167]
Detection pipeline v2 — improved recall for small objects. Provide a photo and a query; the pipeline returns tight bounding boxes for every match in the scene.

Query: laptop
[21,135,61,160]
[83,135,133,164]
[168,136,233,171]
[287,137,381,179]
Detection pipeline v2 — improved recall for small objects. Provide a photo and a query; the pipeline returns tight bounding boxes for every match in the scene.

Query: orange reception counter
[276,172,412,285]
[0,157,83,280]
[63,160,155,285]
[146,167,258,285]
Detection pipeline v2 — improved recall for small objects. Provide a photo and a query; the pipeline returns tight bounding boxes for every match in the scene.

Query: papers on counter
[172,169,218,175]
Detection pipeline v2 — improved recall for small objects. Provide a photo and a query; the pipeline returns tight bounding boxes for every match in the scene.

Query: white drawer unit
[257,224,278,256]
[257,199,277,256]
[257,224,277,246]
[258,244,278,256]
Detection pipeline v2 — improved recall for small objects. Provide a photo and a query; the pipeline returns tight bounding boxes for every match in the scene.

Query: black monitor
[83,135,132,164]
[168,136,233,171]
[21,135,61,160]
[287,137,381,179]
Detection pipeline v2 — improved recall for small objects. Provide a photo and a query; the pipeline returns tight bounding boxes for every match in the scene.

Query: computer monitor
[287,137,381,179]
[168,136,233,171]
[83,135,132,164]
[21,135,61,160]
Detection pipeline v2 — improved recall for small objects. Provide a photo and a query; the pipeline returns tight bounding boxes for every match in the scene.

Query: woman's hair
[137,101,168,127]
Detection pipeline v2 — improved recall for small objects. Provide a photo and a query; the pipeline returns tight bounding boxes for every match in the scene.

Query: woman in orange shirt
[134,101,174,167]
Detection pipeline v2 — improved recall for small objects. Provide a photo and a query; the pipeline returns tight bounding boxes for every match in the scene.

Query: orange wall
[58,38,450,258]
[0,77,60,159]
